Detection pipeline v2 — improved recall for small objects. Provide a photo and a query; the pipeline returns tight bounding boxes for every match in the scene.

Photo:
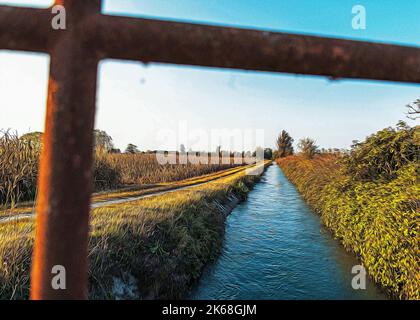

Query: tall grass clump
[0,131,39,208]
[93,150,122,190]
[277,123,419,300]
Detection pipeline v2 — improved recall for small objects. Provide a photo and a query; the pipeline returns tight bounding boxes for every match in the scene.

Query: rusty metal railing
[0,0,419,300]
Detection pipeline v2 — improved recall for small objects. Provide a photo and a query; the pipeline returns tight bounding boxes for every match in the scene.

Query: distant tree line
[274,130,320,159]
[95,130,271,158]
[17,128,356,161]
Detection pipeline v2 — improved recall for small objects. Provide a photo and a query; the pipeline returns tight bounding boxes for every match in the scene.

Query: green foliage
[277,123,419,300]
[232,181,250,200]
[20,132,43,150]
[264,148,273,160]
[342,122,419,181]
[94,129,114,153]
[125,143,139,154]
[276,130,294,158]
[298,137,318,159]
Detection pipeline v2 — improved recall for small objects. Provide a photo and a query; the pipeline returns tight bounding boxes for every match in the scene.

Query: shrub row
[277,125,419,300]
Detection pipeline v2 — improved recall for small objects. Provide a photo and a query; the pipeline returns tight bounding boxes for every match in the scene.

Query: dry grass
[102,153,241,186]
[0,131,38,208]
[0,130,241,208]
[0,164,253,218]
[0,221,33,299]
[0,162,268,299]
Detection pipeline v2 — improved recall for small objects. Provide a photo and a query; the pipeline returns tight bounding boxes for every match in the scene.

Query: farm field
[0,131,244,210]
[0,162,256,219]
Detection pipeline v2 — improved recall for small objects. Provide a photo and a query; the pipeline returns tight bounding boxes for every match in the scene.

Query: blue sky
[0,0,419,151]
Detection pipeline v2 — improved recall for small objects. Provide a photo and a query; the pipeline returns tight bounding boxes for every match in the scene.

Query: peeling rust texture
[90,15,420,84]
[0,0,419,301]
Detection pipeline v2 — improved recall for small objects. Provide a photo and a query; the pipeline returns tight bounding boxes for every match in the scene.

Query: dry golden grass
[0,130,242,208]
[102,153,241,186]
[0,164,253,218]
[0,131,38,208]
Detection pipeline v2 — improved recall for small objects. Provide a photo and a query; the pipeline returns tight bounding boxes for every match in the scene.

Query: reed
[103,153,238,186]
[0,131,239,207]
[0,131,38,208]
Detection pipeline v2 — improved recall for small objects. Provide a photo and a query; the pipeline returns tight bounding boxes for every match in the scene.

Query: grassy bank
[276,125,419,299]
[0,162,268,299]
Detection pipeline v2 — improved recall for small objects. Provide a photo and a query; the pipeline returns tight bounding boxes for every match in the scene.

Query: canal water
[191,163,385,299]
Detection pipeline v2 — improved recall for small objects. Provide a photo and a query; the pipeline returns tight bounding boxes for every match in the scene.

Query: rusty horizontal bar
[1,4,419,84]
[89,15,420,84]
[0,6,52,53]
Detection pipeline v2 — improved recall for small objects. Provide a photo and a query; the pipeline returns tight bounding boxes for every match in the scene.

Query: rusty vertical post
[30,0,101,300]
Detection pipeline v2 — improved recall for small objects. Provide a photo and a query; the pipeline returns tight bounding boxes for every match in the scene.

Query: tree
[264,148,273,160]
[180,144,186,154]
[298,138,318,159]
[406,99,420,120]
[125,143,139,154]
[276,130,294,158]
[94,129,114,153]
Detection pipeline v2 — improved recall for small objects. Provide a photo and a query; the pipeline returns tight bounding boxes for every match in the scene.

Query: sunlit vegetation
[0,165,255,218]
[0,163,268,299]
[97,153,240,188]
[297,137,319,159]
[277,122,419,299]
[0,131,39,208]
[0,130,241,208]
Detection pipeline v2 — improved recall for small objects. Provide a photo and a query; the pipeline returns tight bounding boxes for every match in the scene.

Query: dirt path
[0,164,255,224]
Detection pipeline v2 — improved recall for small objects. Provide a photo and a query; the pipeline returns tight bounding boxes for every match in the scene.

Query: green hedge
[277,124,419,300]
